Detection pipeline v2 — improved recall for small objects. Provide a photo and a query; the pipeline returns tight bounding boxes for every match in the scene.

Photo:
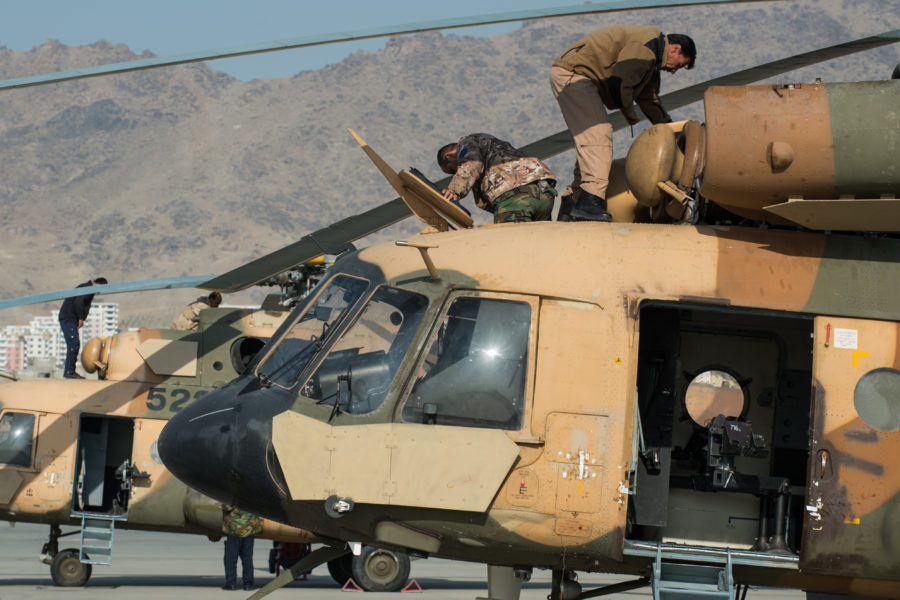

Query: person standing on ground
[221,504,263,591]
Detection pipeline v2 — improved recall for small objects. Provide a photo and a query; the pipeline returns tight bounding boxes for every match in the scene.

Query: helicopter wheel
[50,549,92,587]
[327,552,353,586]
[351,546,410,592]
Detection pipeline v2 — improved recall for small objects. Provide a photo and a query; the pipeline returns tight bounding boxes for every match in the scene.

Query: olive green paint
[804,235,900,320]
[829,80,900,196]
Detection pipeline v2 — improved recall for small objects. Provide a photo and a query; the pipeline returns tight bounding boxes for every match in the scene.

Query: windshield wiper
[314,319,330,350]
[328,366,352,423]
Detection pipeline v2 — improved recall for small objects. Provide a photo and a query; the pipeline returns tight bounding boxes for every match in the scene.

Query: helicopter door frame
[801,316,900,579]
[532,296,628,560]
[122,418,173,525]
[71,414,136,516]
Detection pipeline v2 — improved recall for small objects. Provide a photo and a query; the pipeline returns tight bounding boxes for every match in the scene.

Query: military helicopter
[3,3,777,591]
[3,0,890,589]
[149,24,900,600]
[0,259,419,590]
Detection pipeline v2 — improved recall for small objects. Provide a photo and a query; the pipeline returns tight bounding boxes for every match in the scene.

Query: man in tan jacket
[550,26,696,221]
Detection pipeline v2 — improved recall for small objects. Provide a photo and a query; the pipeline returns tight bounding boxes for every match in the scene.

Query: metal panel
[765,198,900,232]
[272,413,519,511]
[801,317,900,579]
[547,413,608,513]
[136,340,198,377]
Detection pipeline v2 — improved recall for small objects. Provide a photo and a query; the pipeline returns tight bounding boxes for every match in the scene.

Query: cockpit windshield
[300,285,429,416]
[257,274,369,389]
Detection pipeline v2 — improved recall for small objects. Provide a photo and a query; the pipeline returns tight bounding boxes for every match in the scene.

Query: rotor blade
[658,28,900,113]
[203,27,900,293]
[200,200,416,292]
[0,276,213,311]
[0,0,771,91]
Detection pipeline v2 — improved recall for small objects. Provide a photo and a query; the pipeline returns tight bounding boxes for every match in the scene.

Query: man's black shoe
[221,584,237,590]
[243,582,254,590]
[63,372,85,379]
[557,194,575,221]
[570,191,612,222]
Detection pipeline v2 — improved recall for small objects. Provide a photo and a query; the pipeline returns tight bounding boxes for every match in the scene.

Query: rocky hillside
[0,0,897,329]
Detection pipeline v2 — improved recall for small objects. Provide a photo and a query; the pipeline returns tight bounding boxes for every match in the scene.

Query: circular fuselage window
[685,369,746,427]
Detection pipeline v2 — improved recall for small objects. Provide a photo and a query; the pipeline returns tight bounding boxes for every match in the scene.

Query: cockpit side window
[300,286,429,415]
[0,411,36,467]
[257,274,369,389]
[402,296,531,430]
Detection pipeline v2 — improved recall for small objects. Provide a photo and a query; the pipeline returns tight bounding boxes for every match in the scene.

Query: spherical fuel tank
[699,80,900,222]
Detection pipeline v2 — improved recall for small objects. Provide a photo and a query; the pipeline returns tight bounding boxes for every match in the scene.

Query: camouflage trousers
[492,180,557,223]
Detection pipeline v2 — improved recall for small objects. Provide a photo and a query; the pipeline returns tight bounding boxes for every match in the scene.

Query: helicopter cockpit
[250,264,532,430]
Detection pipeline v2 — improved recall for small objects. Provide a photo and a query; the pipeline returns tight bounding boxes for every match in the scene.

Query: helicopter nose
[158,378,296,521]
[158,384,239,503]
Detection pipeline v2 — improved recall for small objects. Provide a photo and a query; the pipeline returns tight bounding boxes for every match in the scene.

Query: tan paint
[136,339,198,377]
[804,317,900,578]
[126,418,183,527]
[32,412,73,514]
[272,412,519,511]
[349,128,452,232]
[700,83,837,220]
[713,227,824,310]
[491,297,631,553]
[0,469,22,504]
[765,198,900,232]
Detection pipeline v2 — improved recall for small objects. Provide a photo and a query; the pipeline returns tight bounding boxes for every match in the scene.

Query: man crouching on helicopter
[438,133,557,223]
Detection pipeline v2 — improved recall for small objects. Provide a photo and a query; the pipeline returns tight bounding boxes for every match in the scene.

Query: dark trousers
[224,535,255,586]
[59,319,80,375]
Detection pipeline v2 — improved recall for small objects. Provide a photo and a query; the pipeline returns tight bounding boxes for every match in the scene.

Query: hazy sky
[1,0,592,81]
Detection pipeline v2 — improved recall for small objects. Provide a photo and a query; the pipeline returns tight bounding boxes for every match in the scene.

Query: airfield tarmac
[0,522,805,600]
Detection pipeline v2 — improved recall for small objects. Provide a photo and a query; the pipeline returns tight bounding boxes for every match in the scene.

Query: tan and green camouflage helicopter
[0,2,786,591]
[1,1,898,598]
[152,19,900,600]
[0,259,413,589]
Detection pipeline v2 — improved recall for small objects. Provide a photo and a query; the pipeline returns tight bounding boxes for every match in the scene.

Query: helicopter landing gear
[549,569,581,600]
[41,524,92,586]
[50,548,92,587]
[487,565,524,600]
[351,546,410,592]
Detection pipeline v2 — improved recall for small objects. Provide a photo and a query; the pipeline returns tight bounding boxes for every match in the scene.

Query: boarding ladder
[651,543,734,599]
[624,539,797,600]
[75,512,127,565]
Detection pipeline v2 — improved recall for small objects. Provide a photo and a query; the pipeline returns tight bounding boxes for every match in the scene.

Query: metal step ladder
[76,512,126,565]
[652,544,735,600]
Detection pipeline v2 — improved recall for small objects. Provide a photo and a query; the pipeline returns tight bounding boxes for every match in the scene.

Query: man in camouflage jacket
[437,133,557,223]
[171,291,222,331]
[221,504,263,590]
[550,25,696,221]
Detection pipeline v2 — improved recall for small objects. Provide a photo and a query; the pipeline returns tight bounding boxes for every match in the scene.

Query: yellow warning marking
[852,350,869,367]
[843,517,860,525]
